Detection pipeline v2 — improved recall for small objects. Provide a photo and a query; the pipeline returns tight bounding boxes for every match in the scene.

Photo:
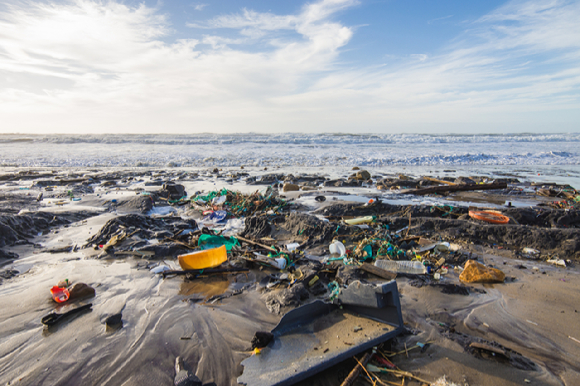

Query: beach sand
[0,166,579,386]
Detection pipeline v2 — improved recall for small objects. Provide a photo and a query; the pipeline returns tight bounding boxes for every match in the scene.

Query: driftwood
[340,351,372,386]
[236,235,278,253]
[422,176,456,186]
[161,268,249,278]
[406,182,507,196]
[360,263,397,281]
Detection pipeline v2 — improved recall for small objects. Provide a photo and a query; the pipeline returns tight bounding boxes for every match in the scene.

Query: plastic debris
[50,285,70,303]
[178,245,228,270]
[374,260,426,274]
[329,240,346,257]
[198,234,240,251]
[547,258,566,268]
[459,260,505,283]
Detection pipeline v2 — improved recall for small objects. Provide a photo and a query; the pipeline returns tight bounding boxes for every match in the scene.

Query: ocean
[2,132,580,187]
[1,133,579,168]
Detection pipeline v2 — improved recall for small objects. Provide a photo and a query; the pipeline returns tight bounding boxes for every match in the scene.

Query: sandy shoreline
[1,166,579,386]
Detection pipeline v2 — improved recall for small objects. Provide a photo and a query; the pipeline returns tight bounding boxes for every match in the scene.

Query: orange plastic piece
[50,285,70,303]
[178,245,228,270]
[468,210,510,224]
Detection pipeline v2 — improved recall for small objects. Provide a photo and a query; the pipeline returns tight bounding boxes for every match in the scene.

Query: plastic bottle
[374,260,426,274]
[344,216,375,225]
[270,257,287,269]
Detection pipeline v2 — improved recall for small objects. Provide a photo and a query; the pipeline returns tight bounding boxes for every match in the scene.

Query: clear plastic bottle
[374,259,426,274]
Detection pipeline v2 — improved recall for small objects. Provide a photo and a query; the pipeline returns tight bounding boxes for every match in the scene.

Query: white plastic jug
[329,241,346,257]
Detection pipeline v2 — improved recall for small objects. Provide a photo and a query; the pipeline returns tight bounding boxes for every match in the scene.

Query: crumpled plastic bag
[459,260,505,283]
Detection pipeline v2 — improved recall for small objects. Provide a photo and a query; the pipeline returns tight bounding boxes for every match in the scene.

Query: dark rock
[0,269,19,284]
[85,214,197,248]
[174,357,202,386]
[144,180,164,186]
[156,182,186,200]
[355,170,371,180]
[454,177,476,185]
[344,179,361,187]
[280,213,349,248]
[308,280,327,296]
[115,196,153,213]
[241,216,272,239]
[154,230,173,239]
[264,282,309,314]
[434,283,470,295]
[135,243,190,258]
[380,179,419,188]
[282,183,299,192]
[247,173,285,185]
[45,245,74,253]
[68,283,96,300]
[494,178,520,184]
[336,265,364,286]
[251,331,274,349]
[0,249,18,260]
[323,179,341,187]
[105,313,122,327]
[1,211,96,249]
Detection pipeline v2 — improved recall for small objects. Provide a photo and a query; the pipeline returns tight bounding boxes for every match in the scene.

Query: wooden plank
[161,268,249,277]
[423,176,456,186]
[360,263,397,281]
[406,182,507,196]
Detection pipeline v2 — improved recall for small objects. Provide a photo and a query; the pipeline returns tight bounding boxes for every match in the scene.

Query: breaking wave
[0,133,578,167]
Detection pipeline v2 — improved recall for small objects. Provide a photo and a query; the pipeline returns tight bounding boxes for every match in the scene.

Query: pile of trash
[191,187,289,217]
[535,183,580,209]
[68,181,575,385]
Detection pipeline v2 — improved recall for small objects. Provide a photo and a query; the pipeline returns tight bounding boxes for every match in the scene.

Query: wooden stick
[354,356,396,386]
[340,351,373,386]
[382,369,431,385]
[161,268,248,277]
[236,235,278,253]
[406,182,507,196]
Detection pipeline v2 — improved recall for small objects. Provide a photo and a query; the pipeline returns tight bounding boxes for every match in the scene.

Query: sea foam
[0,133,578,168]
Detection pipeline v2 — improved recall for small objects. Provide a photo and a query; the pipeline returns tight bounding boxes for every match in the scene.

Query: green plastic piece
[198,234,239,252]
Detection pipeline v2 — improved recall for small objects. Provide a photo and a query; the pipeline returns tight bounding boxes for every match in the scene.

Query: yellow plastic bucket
[178,245,228,270]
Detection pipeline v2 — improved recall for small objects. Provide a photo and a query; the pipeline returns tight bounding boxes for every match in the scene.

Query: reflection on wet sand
[178,277,231,299]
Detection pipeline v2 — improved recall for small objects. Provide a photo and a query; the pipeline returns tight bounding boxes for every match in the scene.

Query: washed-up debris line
[3,169,580,385]
[190,187,290,217]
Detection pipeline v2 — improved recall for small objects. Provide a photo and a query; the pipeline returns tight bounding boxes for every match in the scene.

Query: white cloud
[411,54,428,62]
[193,3,207,11]
[0,0,578,134]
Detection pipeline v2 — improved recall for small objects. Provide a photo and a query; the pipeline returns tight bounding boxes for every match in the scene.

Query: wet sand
[395,248,580,386]
[1,166,579,386]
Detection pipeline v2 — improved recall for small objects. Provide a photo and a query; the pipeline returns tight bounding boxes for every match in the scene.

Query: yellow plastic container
[178,245,227,270]
[344,216,374,225]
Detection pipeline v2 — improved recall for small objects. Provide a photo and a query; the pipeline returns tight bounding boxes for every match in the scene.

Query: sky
[0,0,579,134]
